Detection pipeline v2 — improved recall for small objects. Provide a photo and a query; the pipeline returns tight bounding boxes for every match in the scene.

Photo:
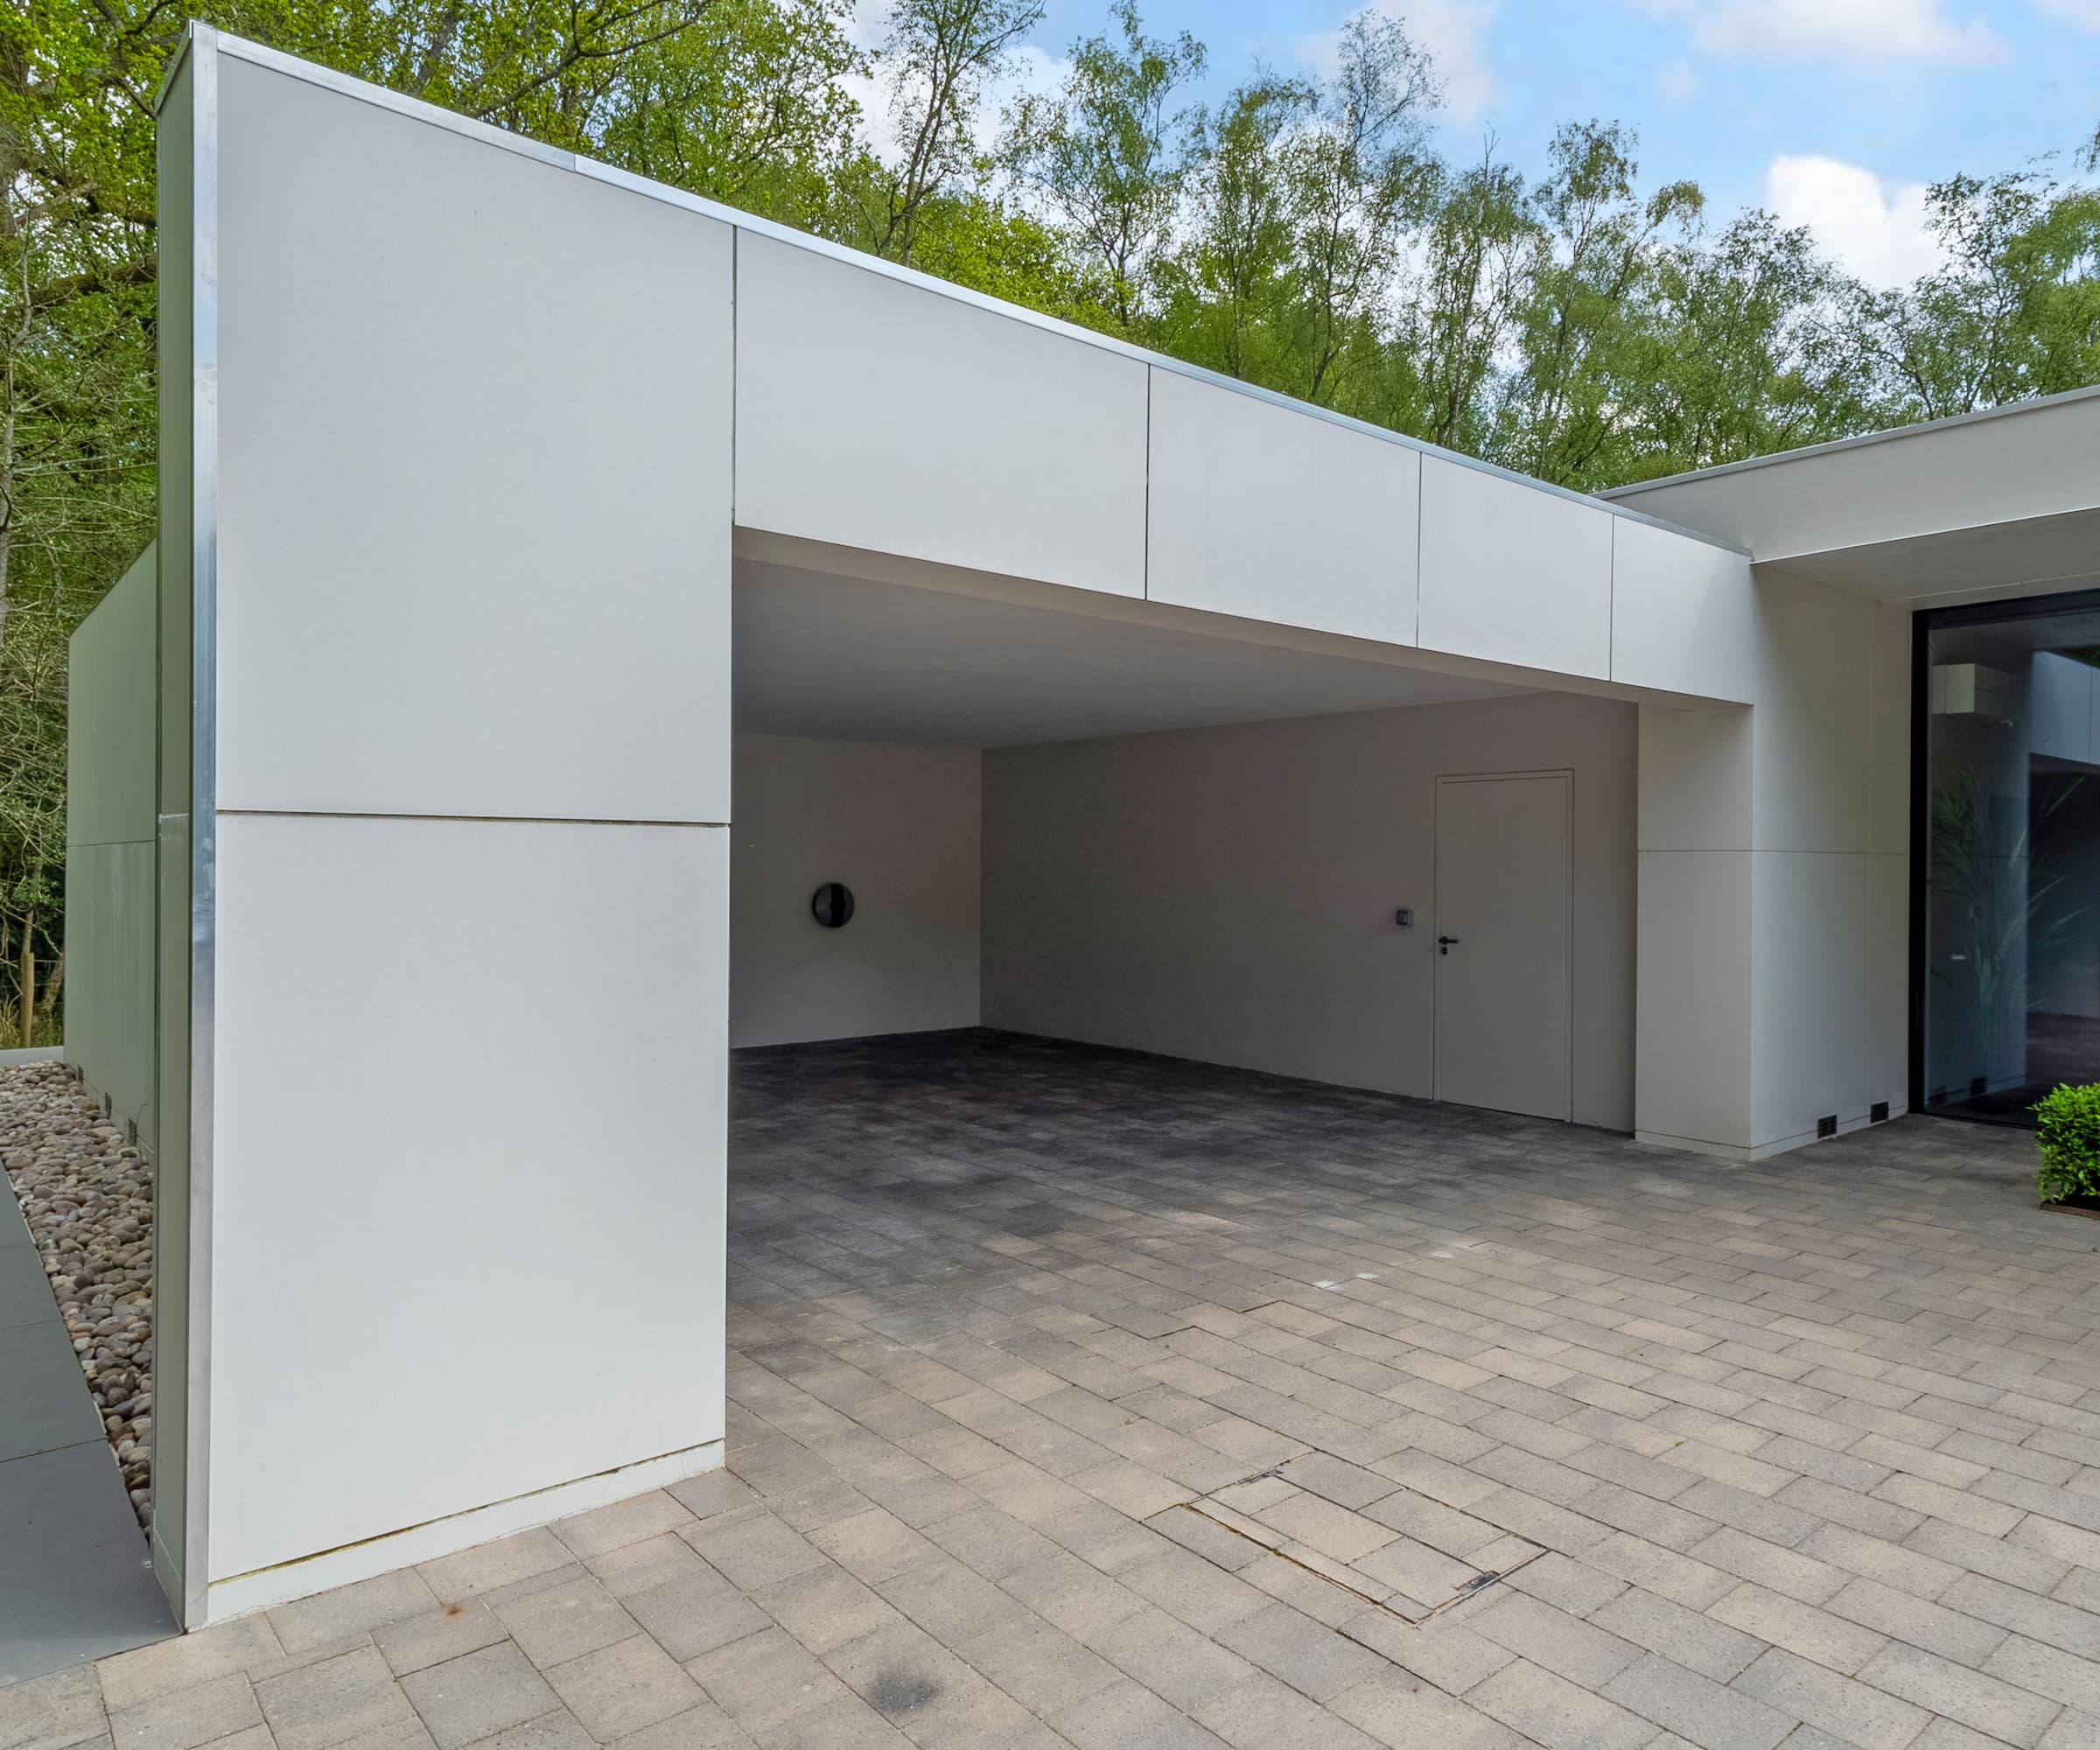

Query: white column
[1636,570,1909,1157]
[173,34,737,1620]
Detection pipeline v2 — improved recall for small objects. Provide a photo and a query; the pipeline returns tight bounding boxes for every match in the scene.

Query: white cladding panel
[68,550,159,851]
[1867,601,1912,859]
[1145,370,1418,642]
[1637,704,1751,854]
[1634,850,1753,1150]
[1752,571,1874,856]
[731,734,981,1047]
[1417,457,1614,678]
[735,234,1148,598]
[208,813,728,1579]
[214,58,732,822]
[1750,851,1880,1145]
[66,550,160,1143]
[1609,517,1754,703]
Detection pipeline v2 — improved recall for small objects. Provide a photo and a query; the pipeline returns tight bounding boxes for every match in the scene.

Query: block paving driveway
[10,1030,2100,1750]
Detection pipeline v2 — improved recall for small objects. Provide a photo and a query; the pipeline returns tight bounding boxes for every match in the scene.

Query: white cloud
[1396,0,1501,121]
[1765,153,1945,286]
[2035,0,2100,30]
[1656,56,1700,103]
[1301,0,1502,123]
[1639,0,2007,64]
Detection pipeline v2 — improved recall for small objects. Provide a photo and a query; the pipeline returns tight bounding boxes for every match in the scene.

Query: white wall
[191,42,733,1619]
[210,814,726,1582]
[1634,569,1909,1157]
[66,547,158,1145]
[983,693,1637,1129]
[1145,370,1419,646]
[732,734,981,1047]
[735,234,1148,599]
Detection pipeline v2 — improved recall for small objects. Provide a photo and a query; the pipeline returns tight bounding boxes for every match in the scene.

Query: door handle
[1437,935,1460,955]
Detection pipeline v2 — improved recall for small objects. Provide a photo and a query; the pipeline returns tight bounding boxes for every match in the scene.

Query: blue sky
[1012,0,2100,286]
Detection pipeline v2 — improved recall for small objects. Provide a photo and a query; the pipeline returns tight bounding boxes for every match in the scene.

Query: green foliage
[1002,0,1206,334]
[2034,1082,2100,1205]
[8,0,2100,1038]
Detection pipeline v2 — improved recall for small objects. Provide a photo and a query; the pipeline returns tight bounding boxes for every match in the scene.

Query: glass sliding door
[1918,589,2100,1123]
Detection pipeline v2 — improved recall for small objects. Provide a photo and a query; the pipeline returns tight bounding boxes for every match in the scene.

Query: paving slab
[0,1186,173,1686]
[33,1032,2100,1748]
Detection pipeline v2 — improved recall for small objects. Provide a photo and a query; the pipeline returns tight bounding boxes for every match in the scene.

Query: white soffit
[733,562,1533,746]
[1605,387,2100,605]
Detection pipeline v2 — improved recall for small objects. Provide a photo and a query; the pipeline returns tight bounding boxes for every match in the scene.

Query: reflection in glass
[1922,597,2100,1123]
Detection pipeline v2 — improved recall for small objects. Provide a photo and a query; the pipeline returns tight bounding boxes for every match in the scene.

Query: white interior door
[1434,772,1572,1121]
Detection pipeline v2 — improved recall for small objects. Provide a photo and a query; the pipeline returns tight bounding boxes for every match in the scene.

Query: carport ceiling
[734,561,1530,747]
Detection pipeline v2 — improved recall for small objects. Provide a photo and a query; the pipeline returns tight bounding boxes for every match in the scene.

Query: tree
[1407,143,1530,453]
[1616,210,1866,480]
[855,0,1046,267]
[592,0,865,231]
[1848,153,2100,421]
[1001,0,1205,334]
[1277,10,1438,407]
[1153,71,1309,385]
[1492,122,1702,486]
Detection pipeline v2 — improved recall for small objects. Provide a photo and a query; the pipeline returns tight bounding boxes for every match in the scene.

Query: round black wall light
[811,882,855,928]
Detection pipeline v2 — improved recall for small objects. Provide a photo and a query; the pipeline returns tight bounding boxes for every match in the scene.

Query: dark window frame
[1909,585,2100,1125]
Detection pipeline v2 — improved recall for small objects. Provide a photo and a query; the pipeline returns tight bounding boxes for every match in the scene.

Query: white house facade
[60,24,2100,1628]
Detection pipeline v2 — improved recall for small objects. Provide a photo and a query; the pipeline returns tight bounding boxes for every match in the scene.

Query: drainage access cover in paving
[1156,1449,1549,1625]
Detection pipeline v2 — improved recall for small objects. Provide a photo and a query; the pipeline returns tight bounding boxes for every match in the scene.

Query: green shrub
[2034,1082,2100,1204]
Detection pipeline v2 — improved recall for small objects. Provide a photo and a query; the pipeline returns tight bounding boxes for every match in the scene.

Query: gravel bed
[1,1061,152,1527]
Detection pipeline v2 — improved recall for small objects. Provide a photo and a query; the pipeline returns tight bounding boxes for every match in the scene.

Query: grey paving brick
[74,1039,2100,1750]
[1980,1635,2100,1717]
[1591,1588,1764,1683]
[493,1575,642,1670]
[1191,1673,1382,1750]
[268,1572,438,1659]
[1942,1575,2100,1660]
[1466,1592,1645,1687]
[1468,1657,1660,1750]
[1827,1577,2007,1668]
[1215,1603,1388,1703]
[1600,1652,1795,1750]
[371,1601,513,1680]
[954,1614,1124,1715]
[255,1647,421,1750]
[1856,1642,2064,1746]
[544,1635,702,1740]
[97,1620,284,1713]
[1328,1669,1523,1749]
[1707,1585,1888,1676]
[107,1674,262,1750]
[395,1644,556,1750]
[0,1667,106,1750]
[1730,1648,1929,1750]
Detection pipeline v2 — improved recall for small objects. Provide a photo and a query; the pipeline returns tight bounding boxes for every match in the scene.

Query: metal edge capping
[156,19,221,1631]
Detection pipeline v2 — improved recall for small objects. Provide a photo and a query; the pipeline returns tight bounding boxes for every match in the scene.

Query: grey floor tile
[0,1443,174,1684]
[0,1321,105,1464]
[0,1250,60,1334]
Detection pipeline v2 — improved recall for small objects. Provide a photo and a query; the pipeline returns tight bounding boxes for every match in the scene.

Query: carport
[60,25,1928,1633]
[728,544,1638,1128]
